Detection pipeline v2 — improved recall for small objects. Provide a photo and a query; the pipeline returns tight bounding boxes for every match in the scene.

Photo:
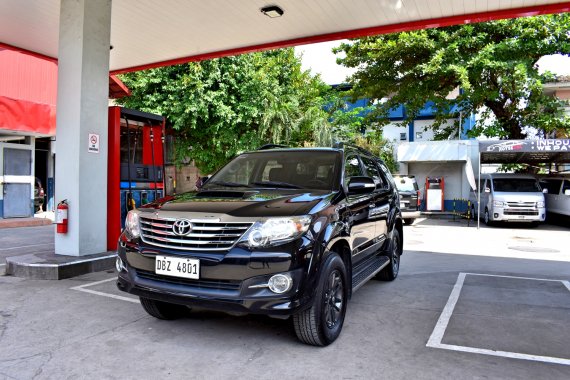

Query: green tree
[325,92,398,172]
[335,14,570,140]
[117,49,330,173]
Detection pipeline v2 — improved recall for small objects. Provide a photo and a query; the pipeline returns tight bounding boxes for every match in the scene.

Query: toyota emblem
[172,219,193,236]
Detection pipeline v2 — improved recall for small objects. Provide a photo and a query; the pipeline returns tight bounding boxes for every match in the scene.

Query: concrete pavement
[0,217,569,379]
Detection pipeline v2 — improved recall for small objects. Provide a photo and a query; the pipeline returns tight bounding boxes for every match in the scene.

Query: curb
[5,252,116,280]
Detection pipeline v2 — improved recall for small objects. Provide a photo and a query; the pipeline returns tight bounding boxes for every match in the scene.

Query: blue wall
[337,97,476,139]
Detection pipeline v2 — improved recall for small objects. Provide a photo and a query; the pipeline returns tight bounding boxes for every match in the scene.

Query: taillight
[416,191,421,208]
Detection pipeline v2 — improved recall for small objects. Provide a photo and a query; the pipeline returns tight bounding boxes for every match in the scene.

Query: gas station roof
[1,1,570,74]
[480,139,570,164]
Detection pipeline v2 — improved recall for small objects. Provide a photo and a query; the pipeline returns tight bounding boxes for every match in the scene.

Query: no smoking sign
[88,133,100,154]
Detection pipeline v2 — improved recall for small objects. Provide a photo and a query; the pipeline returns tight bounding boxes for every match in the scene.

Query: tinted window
[492,178,541,192]
[206,150,341,191]
[361,156,387,188]
[344,155,363,186]
[540,179,562,194]
[394,177,418,192]
[563,180,570,195]
[377,162,396,189]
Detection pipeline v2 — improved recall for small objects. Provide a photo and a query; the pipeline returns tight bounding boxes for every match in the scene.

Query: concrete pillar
[55,0,111,256]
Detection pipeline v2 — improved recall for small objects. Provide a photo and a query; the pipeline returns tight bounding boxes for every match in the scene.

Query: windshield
[204,150,341,191]
[492,178,541,192]
[394,177,418,192]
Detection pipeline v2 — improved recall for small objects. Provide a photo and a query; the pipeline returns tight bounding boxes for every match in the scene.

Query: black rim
[324,270,344,329]
[392,236,400,274]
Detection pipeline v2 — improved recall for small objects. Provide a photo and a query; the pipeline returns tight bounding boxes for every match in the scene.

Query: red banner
[0,95,56,135]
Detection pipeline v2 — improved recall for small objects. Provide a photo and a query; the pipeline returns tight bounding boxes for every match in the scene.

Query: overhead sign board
[479,139,570,164]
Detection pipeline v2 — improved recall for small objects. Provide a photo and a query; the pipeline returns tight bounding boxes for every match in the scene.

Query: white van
[539,177,570,218]
[475,173,546,226]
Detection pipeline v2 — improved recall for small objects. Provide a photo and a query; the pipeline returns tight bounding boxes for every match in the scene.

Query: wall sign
[88,133,100,154]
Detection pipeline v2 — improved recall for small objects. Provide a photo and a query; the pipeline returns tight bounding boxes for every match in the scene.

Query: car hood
[140,189,337,217]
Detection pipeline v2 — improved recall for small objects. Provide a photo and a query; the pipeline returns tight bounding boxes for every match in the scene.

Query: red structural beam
[0,42,57,63]
[111,2,570,74]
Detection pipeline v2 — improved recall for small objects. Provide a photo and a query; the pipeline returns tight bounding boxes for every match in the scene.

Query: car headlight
[240,216,311,248]
[537,201,545,208]
[124,210,140,240]
[493,200,505,207]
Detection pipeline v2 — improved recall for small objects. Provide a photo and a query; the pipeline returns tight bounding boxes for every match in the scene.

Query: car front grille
[503,210,539,216]
[506,202,536,208]
[139,215,252,251]
[136,269,242,291]
[503,202,538,216]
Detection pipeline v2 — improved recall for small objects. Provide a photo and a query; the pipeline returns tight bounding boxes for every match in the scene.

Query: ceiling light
[261,5,284,18]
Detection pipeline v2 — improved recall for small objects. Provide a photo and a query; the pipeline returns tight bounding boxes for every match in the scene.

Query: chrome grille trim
[506,202,536,208]
[139,215,252,251]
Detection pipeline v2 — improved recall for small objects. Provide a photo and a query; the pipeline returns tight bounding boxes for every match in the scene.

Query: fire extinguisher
[56,200,69,234]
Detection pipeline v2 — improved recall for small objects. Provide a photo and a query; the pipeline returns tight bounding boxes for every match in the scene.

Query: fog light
[115,257,127,272]
[268,273,292,294]
[494,213,499,218]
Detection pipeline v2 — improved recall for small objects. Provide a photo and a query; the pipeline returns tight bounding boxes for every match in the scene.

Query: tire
[484,208,492,226]
[403,218,415,225]
[140,297,188,320]
[293,253,348,346]
[377,229,401,281]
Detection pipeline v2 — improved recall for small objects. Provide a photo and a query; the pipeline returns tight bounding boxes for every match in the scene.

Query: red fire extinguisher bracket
[56,200,69,234]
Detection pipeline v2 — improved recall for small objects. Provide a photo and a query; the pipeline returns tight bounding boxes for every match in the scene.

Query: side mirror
[484,187,491,193]
[542,188,548,194]
[348,176,376,195]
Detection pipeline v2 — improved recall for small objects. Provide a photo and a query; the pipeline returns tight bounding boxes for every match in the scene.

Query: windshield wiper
[251,181,301,189]
[207,181,249,188]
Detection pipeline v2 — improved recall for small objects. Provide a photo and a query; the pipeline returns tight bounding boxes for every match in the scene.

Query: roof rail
[332,141,374,156]
[257,144,289,150]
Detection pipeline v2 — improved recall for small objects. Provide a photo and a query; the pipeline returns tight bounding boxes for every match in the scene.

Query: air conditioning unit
[400,132,407,141]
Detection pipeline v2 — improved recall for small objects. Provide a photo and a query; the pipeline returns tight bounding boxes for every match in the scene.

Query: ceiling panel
[0,0,568,73]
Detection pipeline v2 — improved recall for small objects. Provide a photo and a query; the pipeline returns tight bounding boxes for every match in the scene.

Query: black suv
[393,175,420,225]
[117,145,403,346]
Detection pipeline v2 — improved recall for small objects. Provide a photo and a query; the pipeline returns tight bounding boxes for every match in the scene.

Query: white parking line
[427,272,570,366]
[70,277,139,304]
[0,243,55,251]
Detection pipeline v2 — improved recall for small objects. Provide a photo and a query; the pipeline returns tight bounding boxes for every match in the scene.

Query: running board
[352,255,390,292]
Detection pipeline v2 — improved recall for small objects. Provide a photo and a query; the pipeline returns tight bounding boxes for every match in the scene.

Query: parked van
[538,177,570,218]
[474,173,546,226]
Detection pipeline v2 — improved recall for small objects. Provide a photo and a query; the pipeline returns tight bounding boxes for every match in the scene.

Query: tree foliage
[117,49,331,173]
[335,14,570,140]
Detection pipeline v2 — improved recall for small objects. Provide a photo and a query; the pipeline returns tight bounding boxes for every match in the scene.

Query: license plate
[400,202,406,208]
[155,255,200,279]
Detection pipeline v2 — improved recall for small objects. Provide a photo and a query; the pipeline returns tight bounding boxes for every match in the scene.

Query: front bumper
[491,207,546,222]
[116,238,314,317]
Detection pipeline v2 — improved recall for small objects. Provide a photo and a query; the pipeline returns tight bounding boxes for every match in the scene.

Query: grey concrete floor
[1,218,569,379]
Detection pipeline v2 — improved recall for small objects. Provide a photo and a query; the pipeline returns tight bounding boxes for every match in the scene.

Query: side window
[377,161,395,189]
[361,156,387,189]
[563,180,570,195]
[344,155,363,186]
[541,179,562,195]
